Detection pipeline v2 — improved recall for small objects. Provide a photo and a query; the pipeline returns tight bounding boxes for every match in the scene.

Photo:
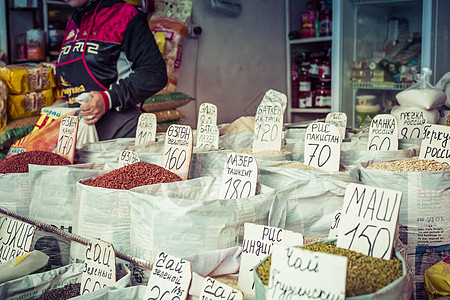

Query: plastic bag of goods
[0,116,39,153]
[360,159,450,300]
[74,138,135,163]
[424,255,450,299]
[8,88,57,120]
[253,240,411,300]
[121,141,164,165]
[70,162,182,262]
[435,70,450,108]
[0,78,7,132]
[70,285,146,300]
[218,116,255,151]
[258,162,358,238]
[142,92,194,113]
[0,63,57,95]
[128,176,282,264]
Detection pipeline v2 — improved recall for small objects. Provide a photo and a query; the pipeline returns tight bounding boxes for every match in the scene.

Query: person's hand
[80,91,106,125]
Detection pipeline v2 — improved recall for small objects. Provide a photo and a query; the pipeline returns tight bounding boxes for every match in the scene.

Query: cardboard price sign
[197,103,218,130]
[162,125,193,180]
[328,210,342,239]
[252,102,283,153]
[238,223,303,295]
[337,183,402,260]
[260,89,287,114]
[144,251,191,300]
[396,108,427,139]
[419,124,450,165]
[200,277,243,300]
[80,239,116,295]
[135,113,157,145]
[219,153,258,200]
[0,217,36,263]
[56,115,79,163]
[266,245,347,300]
[367,114,398,151]
[325,112,347,140]
[304,122,341,172]
[196,124,219,149]
[118,150,141,168]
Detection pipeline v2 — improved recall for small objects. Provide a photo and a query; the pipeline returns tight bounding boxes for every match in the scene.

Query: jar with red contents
[291,70,299,108]
[314,79,331,108]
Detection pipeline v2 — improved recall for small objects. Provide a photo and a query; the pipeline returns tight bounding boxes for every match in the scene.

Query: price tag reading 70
[162,125,193,180]
[304,122,341,172]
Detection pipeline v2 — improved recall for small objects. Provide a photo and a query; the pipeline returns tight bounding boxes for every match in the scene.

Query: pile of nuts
[366,159,450,172]
[82,162,182,190]
[0,151,71,174]
[36,283,81,300]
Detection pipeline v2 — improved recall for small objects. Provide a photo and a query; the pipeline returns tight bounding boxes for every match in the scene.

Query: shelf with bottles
[289,36,332,45]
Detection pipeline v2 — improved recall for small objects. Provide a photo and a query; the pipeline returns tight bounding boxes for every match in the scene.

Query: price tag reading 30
[368,114,398,151]
[162,124,193,180]
[135,113,157,145]
[252,102,283,153]
[219,153,258,200]
[56,115,79,164]
[304,122,341,172]
[118,150,141,168]
[197,103,218,130]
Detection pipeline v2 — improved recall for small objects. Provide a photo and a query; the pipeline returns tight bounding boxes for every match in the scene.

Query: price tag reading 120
[118,150,141,168]
[135,113,157,145]
[56,115,79,164]
[367,114,398,151]
[162,124,193,180]
[304,122,341,172]
[219,153,257,200]
[337,183,402,260]
[252,102,283,153]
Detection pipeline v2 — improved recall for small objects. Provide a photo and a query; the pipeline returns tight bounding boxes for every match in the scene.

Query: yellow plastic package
[153,109,184,122]
[0,63,57,95]
[7,88,57,120]
[425,255,450,299]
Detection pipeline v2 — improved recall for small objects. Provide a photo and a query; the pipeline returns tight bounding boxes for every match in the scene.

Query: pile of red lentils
[0,151,71,174]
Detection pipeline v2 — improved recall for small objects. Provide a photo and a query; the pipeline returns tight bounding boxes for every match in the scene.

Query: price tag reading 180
[337,183,402,260]
[197,103,218,130]
[368,114,398,151]
[56,115,79,164]
[118,150,141,168]
[162,125,193,180]
[219,153,258,200]
[252,102,283,153]
[135,113,157,145]
[304,122,341,172]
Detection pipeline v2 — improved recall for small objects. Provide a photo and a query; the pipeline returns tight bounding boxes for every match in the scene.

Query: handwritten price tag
[56,115,79,163]
[135,113,157,145]
[419,124,450,165]
[337,183,402,259]
[260,89,287,114]
[325,112,347,140]
[395,108,426,139]
[0,217,36,263]
[219,153,258,200]
[267,245,347,300]
[304,122,341,172]
[197,103,218,130]
[118,150,141,168]
[328,210,342,239]
[200,277,243,300]
[80,239,116,295]
[144,251,191,300]
[196,124,219,149]
[238,223,303,295]
[252,102,283,153]
[367,114,398,151]
[162,125,193,180]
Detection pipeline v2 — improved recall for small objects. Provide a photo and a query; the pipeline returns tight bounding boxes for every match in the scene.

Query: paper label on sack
[200,277,243,300]
[304,122,341,172]
[266,245,347,300]
[337,183,402,259]
[197,103,218,130]
[260,89,287,114]
[56,115,79,163]
[367,114,398,151]
[325,112,347,140]
[0,217,36,263]
[118,150,141,168]
[135,113,157,145]
[252,102,283,153]
[144,251,191,300]
[420,124,450,165]
[196,124,219,149]
[328,210,342,239]
[162,125,193,180]
[396,108,426,139]
[80,239,116,295]
[219,153,257,199]
[238,223,303,295]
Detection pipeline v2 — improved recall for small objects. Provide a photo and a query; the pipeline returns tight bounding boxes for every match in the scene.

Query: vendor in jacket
[57,0,168,140]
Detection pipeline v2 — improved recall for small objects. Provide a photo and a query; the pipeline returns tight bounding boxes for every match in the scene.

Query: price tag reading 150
[252,102,283,153]
[162,124,193,180]
[56,115,79,164]
[135,113,157,145]
[304,122,341,172]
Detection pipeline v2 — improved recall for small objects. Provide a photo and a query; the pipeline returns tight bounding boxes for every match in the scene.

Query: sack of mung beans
[360,159,450,300]
[258,164,358,238]
[128,176,281,264]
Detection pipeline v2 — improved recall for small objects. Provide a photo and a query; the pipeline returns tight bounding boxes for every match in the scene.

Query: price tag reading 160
[162,125,193,180]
